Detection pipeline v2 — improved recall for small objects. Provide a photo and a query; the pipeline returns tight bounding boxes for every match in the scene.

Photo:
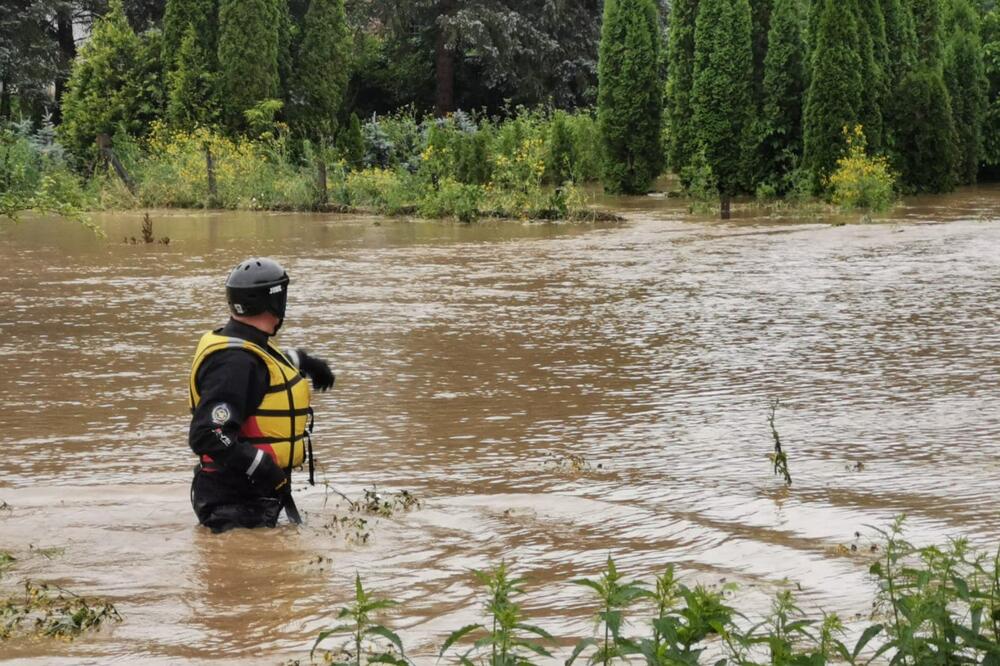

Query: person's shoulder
[200,346,268,374]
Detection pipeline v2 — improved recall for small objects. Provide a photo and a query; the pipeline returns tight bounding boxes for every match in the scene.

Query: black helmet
[225,257,290,322]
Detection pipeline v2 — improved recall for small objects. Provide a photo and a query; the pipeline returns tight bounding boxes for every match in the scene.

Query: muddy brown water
[2,187,1000,664]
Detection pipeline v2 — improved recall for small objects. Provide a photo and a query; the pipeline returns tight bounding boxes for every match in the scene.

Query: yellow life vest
[189,331,312,472]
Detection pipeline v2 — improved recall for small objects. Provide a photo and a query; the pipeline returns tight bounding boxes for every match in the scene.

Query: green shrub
[418,178,481,222]
[342,167,414,214]
[828,125,897,212]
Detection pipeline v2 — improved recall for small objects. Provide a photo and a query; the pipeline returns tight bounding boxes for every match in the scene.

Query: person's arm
[189,350,286,491]
[286,348,335,391]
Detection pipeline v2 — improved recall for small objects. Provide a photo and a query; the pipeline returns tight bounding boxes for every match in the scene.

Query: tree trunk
[53,8,77,124]
[205,143,218,207]
[316,158,328,205]
[434,0,455,117]
[720,195,732,220]
[0,75,10,121]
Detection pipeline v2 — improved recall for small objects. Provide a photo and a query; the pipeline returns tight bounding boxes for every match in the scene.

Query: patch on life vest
[211,403,232,424]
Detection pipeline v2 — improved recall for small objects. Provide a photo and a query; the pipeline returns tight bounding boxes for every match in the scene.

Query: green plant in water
[568,556,651,665]
[311,573,409,665]
[1,580,122,641]
[768,398,792,486]
[439,561,554,665]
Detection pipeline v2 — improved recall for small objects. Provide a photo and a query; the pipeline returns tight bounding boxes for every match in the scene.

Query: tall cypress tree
[760,0,806,187]
[166,23,217,128]
[217,0,281,133]
[750,0,773,106]
[58,0,155,162]
[666,0,699,174]
[803,0,862,188]
[982,8,1000,173]
[943,0,989,183]
[291,0,351,142]
[894,0,960,191]
[597,0,663,194]
[691,0,755,216]
[855,0,888,150]
[163,0,217,74]
[882,0,919,156]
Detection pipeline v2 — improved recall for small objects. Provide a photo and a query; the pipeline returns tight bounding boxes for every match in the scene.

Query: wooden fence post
[96,134,136,194]
[204,142,218,208]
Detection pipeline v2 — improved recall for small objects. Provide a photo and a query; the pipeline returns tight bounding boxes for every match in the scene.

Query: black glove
[245,448,287,494]
[297,350,335,391]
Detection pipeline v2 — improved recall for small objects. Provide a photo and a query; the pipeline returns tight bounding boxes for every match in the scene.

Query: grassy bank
[3,111,622,224]
[3,111,903,228]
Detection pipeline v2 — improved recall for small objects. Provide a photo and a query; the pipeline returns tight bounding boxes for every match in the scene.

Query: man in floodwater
[187,257,334,533]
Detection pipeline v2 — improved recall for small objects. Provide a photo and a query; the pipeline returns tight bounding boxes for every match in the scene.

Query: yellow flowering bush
[136,123,315,209]
[343,168,414,214]
[828,125,897,213]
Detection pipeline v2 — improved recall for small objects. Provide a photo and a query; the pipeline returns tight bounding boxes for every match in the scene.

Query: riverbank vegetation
[1,0,999,222]
[307,519,1000,664]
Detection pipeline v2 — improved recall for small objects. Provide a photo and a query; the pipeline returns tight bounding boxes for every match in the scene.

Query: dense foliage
[2,0,999,219]
[597,0,663,194]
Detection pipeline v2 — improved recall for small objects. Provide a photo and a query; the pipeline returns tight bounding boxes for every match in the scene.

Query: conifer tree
[894,68,959,191]
[217,0,281,134]
[894,0,960,191]
[666,0,699,174]
[802,0,862,188]
[691,0,755,216]
[163,0,217,74]
[882,0,919,156]
[982,8,1000,172]
[750,0,773,106]
[854,0,888,150]
[597,0,663,194]
[59,0,155,162]
[943,0,989,183]
[291,0,351,143]
[166,23,217,128]
[760,0,806,187]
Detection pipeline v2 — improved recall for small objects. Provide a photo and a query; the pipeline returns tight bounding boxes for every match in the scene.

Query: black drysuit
[189,319,288,533]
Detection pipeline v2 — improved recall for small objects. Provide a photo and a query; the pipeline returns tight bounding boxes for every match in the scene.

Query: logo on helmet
[269,285,283,294]
[233,303,244,314]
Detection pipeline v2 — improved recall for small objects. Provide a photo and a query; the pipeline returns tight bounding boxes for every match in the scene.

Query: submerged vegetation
[304,521,1000,664]
[0,549,121,642]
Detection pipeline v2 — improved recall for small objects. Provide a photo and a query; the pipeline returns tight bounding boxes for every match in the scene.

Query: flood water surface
[2,189,1000,663]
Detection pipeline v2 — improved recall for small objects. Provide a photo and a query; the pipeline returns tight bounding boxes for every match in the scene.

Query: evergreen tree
[893,0,960,190]
[166,23,216,128]
[760,0,806,187]
[336,112,365,169]
[943,0,989,183]
[882,0,919,93]
[882,0,919,156]
[59,0,158,162]
[597,0,664,194]
[894,67,959,190]
[217,0,281,134]
[666,0,699,173]
[982,8,1000,172]
[162,0,217,74]
[855,0,888,150]
[802,0,862,187]
[750,0,772,106]
[911,0,945,63]
[691,0,755,215]
[291,0,350,142]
